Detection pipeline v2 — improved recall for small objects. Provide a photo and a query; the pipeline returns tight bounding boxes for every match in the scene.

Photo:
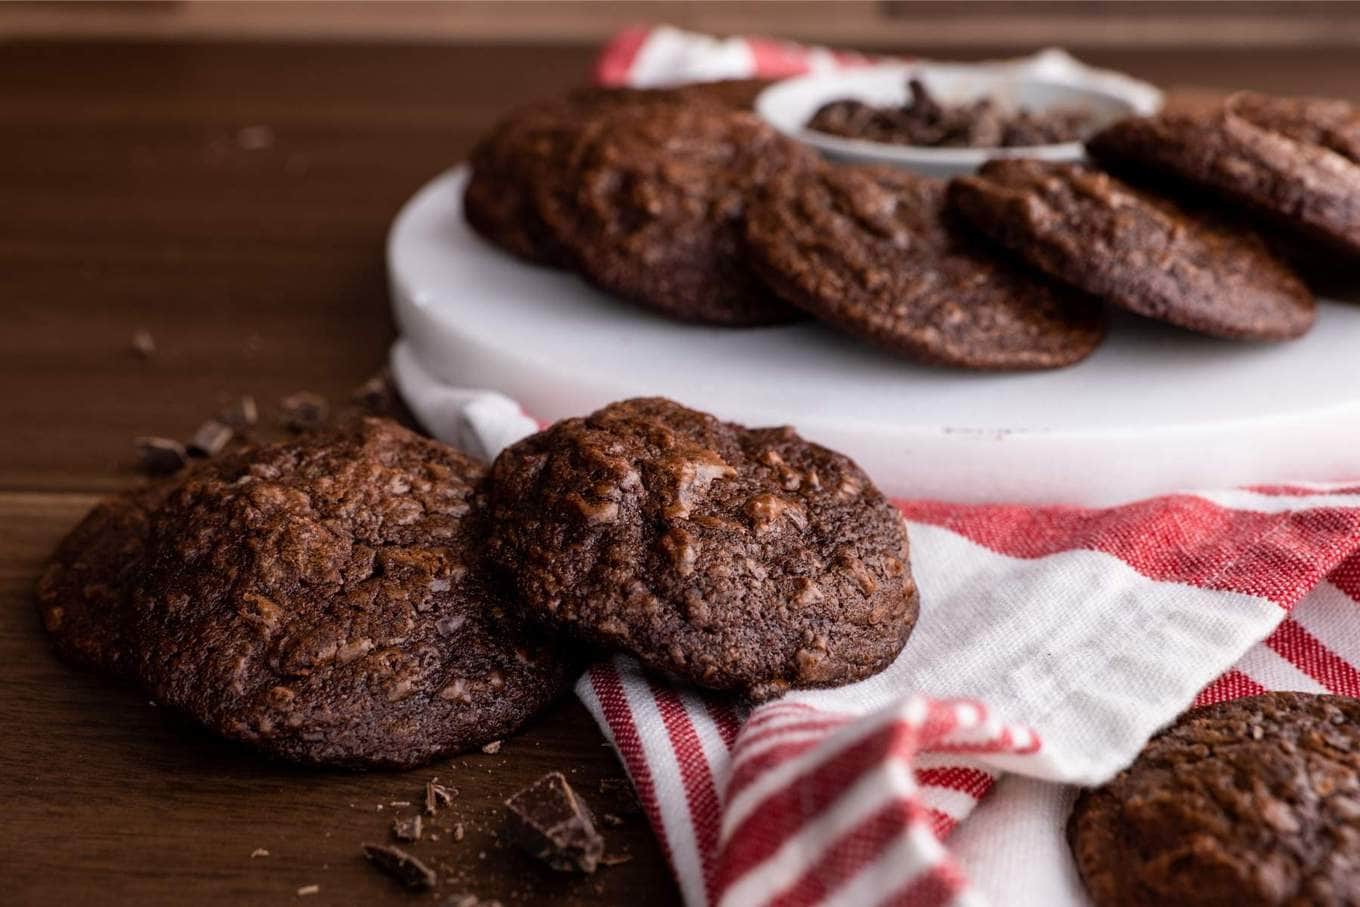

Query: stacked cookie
[38,402,919,767]
[465,85,1360,368]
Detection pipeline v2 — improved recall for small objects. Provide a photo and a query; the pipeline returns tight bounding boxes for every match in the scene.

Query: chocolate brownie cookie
[1069,692,1360,907]
[1227,91,1360,164]
[538,105,818,325]
[123,418,571,768]
[37,479,177,677]
[1087,113,1360,257]
[744,164,1105,369]
[464,91,629,267]
[947,159,1315,340]
[669,78,773,112]
[464,83,768,267]
[487,398,918,700]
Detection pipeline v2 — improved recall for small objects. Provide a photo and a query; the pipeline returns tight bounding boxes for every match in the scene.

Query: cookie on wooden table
[1069,692,1360,907]
[37,479,177,677]
[486,397,918,700]
[1087,112,1360,257]
[537,105,818,325]
[744,163,1105,369]
[947,159,1315,340]
[121,418,571,768]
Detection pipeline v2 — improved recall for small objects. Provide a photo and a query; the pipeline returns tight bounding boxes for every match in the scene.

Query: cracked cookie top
[123,418,571,768]
[486,398,918,700]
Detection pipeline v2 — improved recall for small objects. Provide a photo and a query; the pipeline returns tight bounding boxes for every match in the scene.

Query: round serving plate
[387,166,1360,505]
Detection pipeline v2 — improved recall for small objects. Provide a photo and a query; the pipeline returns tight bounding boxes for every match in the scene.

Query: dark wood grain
[4,39,1360,907]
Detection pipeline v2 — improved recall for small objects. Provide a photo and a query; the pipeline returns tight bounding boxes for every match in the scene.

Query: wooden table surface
[3,39,1360,906]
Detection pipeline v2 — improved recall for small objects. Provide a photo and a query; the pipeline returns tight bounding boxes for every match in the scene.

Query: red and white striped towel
[391,340,1360,906]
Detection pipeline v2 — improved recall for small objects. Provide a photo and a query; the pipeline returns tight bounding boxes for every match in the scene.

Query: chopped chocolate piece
[601,813,624,828]
[453,822,465,842]
[391,814,423,843]
[187,420,234,458]
[599,853,633,867]
[352,369,396,414]
[504,772,604,873]
[134,436,187,476]
[362,843,437,890]
[808,77,1094,148]
[481,740,503,755]
[426,779,456,815]
[131,329,156,358]
[278,391,329,432]
[220,395,258,430]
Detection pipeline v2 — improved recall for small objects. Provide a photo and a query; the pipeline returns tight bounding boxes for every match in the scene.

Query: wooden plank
[0,493,679,905]
[4,1,1360,49]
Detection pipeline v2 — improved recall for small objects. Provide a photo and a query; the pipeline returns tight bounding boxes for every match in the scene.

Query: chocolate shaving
[362,843,437,890]
[446,895,504,907]
[134,436,187,475]
[278,391,329,432]
[220,395,258,430]
[352,369,396,414]
[504,771,604,873]
[426,778,455,816]
[131,329,156,358]
[599,853,633,867]
[187,419,233,458]
[391,814,423,843]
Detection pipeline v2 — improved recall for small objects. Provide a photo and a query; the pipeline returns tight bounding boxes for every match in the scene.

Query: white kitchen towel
[392,341,1360,907]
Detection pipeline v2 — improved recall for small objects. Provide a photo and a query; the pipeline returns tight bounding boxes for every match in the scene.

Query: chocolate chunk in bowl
[808,77,1096,148]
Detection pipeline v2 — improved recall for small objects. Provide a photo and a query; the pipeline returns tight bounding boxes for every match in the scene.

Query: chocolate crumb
[278,391,329,432]
[446,895,503,907]
[601,813,624,828]
[131,329,156,358]
[220,395,258,430]
[352,369,396,414]
[599,853,633,867]
[426,779,456,815]
[134,436,187,475]
[250,848,269,858]
[187,420,234,458]
[504,771,604,873]
[453,822,465,842]
[362,843,437,890]
[391,814,423,843]
[296,884,320,897]
[481,740,502,755]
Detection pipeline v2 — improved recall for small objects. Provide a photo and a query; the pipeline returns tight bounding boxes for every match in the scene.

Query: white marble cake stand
[387,166,1360,505]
